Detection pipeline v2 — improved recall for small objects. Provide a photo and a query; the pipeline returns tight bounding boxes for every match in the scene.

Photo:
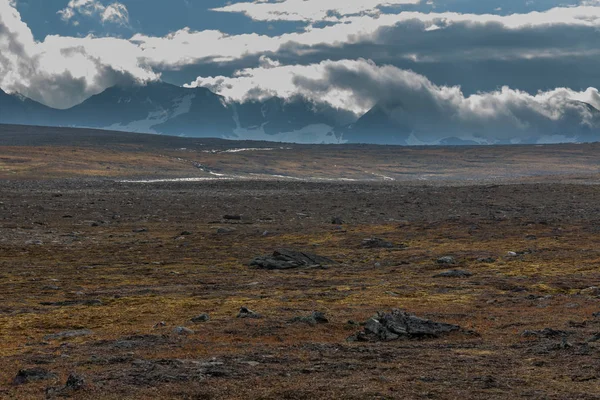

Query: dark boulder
[250,249,336,270]
[361,238,399,249]
[237,306,262,319]
[191,313,210,323]
[522,328,568,338]
[437,256,456,265]
[13,368,57,385]
[290,311,329,326]
[44,329,93,341]
[433,270,473,278]
[65,373,85,390]
[331,217,344,224]
[348,309,462,342]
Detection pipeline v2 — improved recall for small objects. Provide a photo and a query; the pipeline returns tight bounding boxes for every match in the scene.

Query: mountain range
[1,81,600,145]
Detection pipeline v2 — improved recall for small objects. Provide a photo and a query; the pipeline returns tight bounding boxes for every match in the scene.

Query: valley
[2,125,600,398]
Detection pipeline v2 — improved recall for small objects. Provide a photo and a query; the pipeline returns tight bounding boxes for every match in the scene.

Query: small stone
[65,373,85,390]
[587,333,600,342]
[44,329,93,341]
[521,328,567,338]
[362,238,397,249]
[580,287,600,297]
[437,256,456,265]
[217,227,236,234]
[180,231,193,236]
[240,361,260,367]
[507,251,518,257]
[237,306,261,319]
[223,214,242,220]
[477,257,496,263]
[153,321,166,328]
[290,311,329,325]
[331,217,344,224]
[173,326,195,335]
[433,269,473,278]
[311,311,329,324]
[132,228,147,233]
[191,314,210,323]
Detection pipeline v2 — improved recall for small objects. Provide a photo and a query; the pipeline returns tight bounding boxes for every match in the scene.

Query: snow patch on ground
[224,148,275,153]
[536,135,579,144]
[119,177,229,183]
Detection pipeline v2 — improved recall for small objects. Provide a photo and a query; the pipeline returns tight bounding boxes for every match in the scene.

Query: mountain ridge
[1,82,600,145]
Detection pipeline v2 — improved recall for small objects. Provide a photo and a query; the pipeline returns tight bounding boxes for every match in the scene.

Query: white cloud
[58,0,129,26]
[212,0,422,22]
[186,59,600,141]
[3,0,600,110]
[131,5,600,67]
[0,0,155,108]
[100,3,129,25]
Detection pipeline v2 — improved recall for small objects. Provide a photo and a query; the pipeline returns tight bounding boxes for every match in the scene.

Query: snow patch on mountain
[227,103,343,143]
[106,93,196,133]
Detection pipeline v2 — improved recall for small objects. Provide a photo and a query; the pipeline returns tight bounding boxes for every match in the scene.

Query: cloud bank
[211,0,422,22]
[187,59,600,142]
[1,0,600,117]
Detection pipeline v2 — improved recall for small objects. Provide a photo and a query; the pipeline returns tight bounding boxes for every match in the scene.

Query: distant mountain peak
[2,84,600,145]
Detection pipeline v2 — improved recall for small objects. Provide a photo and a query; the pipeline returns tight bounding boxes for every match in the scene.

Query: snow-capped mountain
[1,82,600,145]
[338,99,600,145]
[59,82,348,144]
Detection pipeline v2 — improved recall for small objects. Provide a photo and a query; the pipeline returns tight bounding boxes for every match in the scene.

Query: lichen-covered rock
[433,269,473,278]
[437,256,456,265]
[191,314,210,323]
[173,327,195,335]
[250,249,336,270]
[348,309,462,342]
[237,306,262,319]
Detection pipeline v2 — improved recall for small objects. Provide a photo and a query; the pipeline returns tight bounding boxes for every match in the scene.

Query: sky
[1,0,600,124]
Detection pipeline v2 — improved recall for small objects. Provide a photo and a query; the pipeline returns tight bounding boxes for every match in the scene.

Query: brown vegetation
[2,125,600,398]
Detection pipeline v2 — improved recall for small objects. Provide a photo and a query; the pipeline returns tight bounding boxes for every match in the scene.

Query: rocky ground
[3,125,600,399]
[2,179,600,399]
